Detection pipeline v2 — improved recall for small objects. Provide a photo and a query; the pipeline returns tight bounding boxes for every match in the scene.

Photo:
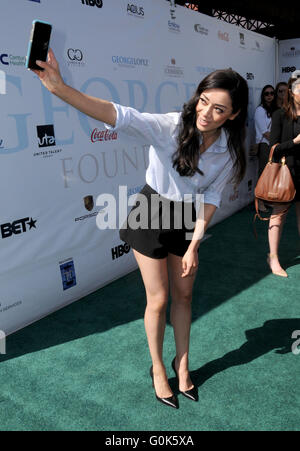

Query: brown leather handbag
[254,143,296,228]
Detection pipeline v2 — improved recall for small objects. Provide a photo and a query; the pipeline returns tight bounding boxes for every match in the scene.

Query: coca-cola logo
[91,129,118,143]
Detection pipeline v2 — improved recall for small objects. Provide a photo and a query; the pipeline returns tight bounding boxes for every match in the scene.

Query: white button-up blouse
[106,103,235,208]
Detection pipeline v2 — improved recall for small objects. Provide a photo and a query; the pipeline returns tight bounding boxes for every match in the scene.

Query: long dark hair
[172,69,248,183]
[283,76,299,121]
[260,85,277,117]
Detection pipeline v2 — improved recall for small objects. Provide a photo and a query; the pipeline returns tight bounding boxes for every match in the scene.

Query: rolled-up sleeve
[105,103,180,148]
[202,158,234,208]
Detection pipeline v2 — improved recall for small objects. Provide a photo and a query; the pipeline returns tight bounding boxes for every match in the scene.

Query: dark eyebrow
[201,93,228,109]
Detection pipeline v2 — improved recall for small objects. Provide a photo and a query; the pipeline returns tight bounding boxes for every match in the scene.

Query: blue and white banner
[0,0,276,335]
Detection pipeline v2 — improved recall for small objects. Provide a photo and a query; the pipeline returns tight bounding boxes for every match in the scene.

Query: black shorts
[119,184,196,259]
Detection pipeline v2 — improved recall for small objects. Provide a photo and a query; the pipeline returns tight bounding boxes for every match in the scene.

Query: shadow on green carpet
[1,204,300,363]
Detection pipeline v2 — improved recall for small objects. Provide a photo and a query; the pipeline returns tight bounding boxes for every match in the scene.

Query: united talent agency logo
[127,3,144,18]
[67,48,85,68]
[91,129,118,143]
[81,0,103,8]
[0,217,37,239]
[37,124,56,148]
[34,125,63,158]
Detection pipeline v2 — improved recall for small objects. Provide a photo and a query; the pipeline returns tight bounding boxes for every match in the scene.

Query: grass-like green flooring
[0,204,299,431]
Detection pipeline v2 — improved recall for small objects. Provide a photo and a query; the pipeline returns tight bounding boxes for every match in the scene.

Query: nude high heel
[267,253,288,278]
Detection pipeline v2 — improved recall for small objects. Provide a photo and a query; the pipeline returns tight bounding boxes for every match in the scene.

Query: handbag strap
[268,143,280,162]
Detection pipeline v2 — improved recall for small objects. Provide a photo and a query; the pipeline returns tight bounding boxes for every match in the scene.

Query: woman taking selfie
[33,49,248,409]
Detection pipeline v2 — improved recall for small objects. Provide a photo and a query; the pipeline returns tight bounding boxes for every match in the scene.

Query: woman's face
[195,88,239,133]
[263,87,275,106]
[277,85,287,101]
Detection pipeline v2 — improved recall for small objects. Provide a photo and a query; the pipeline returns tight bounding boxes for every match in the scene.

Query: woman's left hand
[181,248,199,278]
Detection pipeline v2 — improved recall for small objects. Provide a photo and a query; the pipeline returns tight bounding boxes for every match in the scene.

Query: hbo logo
[81,0,103,7]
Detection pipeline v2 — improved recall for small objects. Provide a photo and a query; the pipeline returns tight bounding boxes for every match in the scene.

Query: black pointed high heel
[150,366,179,409]
[172,357,198,402]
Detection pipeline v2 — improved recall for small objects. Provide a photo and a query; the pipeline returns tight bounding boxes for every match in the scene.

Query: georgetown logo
[36,124,56,147]
[1,217,37,239]
[246,72,254,80]
[81,0,103,7]
[127,3,144,18]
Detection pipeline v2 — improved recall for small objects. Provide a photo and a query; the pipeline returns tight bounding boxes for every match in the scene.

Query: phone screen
[26,21,52,70]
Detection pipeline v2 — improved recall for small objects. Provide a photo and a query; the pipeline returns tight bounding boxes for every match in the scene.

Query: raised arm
[33,48,117,126]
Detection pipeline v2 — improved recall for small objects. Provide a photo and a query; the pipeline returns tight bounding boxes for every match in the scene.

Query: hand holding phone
[26,20,52,70]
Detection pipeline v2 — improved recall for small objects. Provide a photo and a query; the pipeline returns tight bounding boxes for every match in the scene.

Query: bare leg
[168,252,196,391]
[268,204,288,275]
[133,249,173,399]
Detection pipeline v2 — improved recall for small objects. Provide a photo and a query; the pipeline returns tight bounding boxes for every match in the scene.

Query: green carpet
[0,204,299,431]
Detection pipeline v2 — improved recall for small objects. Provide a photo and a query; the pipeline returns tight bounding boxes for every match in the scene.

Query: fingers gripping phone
[26,20,52,70]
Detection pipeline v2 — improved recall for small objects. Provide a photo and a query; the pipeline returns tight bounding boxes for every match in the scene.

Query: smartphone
[26,20,52,70]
